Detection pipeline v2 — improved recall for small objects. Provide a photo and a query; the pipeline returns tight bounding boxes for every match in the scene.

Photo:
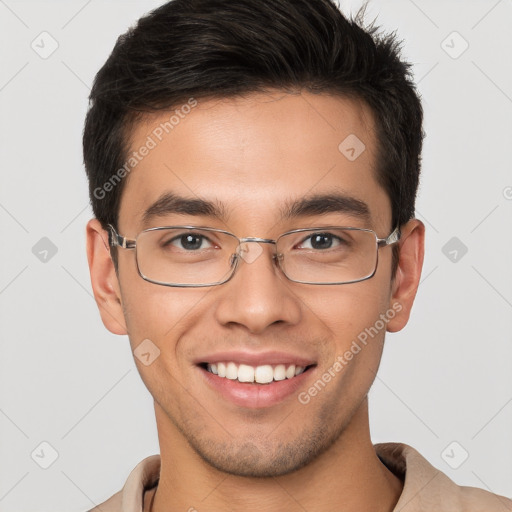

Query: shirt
[88,442,512,512]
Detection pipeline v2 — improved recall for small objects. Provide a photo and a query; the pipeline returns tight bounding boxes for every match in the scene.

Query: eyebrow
[141,191,371,226]
[141,193,228,226]
[279,192,370,222]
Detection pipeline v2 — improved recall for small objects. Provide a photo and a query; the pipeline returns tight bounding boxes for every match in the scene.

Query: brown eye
[296,232,348,250]
[161,232,214,251]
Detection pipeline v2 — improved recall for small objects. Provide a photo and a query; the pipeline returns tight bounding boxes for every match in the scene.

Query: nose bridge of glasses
[238,237,276,244]
[234,237,280,266]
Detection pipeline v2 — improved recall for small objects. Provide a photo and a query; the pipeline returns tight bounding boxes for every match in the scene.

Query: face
[87,90,424,478]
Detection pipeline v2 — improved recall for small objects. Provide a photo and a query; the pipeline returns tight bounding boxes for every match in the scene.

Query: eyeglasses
[107,224,401,287]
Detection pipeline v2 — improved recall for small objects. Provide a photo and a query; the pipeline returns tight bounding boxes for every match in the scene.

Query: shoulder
[375,442,512,512]
[86,455,161,512]
[87,490,123,512]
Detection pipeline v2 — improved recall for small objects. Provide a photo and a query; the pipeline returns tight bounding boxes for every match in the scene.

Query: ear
[86,218,128,335]
[386,218,425,333]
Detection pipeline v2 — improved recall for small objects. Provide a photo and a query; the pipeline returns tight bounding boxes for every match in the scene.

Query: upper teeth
[207,362,306,384]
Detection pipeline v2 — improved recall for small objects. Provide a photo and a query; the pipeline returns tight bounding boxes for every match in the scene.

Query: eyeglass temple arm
[377,226,401,247]
[107,224,136,249]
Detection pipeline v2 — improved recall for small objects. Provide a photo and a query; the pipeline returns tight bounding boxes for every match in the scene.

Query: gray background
[0,0,511,510]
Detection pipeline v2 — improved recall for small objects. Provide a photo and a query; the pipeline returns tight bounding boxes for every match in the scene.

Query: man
[83,0,512,511]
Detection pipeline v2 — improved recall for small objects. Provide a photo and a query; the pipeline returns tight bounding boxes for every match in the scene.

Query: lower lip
[198,365,316,409]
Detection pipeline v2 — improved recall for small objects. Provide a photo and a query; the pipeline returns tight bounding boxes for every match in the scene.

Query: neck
[146,399,403,512]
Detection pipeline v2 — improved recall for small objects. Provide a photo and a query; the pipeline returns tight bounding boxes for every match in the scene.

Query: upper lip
[194,350,317,367]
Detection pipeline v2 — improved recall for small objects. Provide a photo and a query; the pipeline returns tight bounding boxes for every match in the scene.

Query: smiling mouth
[198,362,316,384]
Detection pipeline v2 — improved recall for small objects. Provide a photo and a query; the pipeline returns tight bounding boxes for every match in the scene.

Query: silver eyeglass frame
[107,224,401,287]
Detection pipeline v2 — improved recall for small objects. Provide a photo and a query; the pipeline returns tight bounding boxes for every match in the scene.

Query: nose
[213,240,302,334]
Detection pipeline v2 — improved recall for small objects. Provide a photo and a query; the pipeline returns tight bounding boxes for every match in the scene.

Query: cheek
[118,284,206,401]
[119,278,205,354]
[309,282,390,342]
[298,287,390,411]
[302,282,391,394]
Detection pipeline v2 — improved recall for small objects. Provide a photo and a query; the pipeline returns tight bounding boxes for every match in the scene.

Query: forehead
[118,91,390,234]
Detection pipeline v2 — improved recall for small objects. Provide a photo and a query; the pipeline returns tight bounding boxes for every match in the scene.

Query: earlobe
[386,219,425,333]
[86,218,128,335]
